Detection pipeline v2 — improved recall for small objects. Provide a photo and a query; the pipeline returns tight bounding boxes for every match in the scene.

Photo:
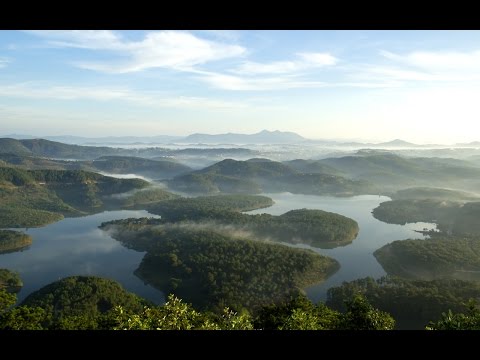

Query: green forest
[100,223,339,312]
[374,235,480,281]
[0,276,395,330]
[2,274,479,330]
[168,158,376,196]
[0,166,150,227]
[145,195,358,248]
[326,276,480,329]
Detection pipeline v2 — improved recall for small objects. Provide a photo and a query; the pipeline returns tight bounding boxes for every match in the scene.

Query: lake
[0,210,164,304]
[245,193,436,302]
[0,193,436,306]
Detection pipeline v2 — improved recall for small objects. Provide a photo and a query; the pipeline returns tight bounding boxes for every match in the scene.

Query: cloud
[233,52,337,75]
[375,49,480,82]
[0,57,10,68]
[297,52,337,66]
[28,30,246,73]
[381,49,480,72]
[195,71,327,91]
[0,82,247,109]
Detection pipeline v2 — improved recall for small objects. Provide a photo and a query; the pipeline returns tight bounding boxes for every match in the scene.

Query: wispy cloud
[27,30,246,73]
[197,72,327,91]
[0,57,10,68]
[372,49,480,83]
[381,49,480,72]
[233,52,337,75]
[0,82,247,109]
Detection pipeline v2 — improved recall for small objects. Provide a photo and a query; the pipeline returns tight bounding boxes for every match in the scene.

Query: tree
[340,294,395,330]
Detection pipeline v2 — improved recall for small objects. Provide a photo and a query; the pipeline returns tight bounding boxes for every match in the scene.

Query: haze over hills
[1,132,455,148]
[180,130,307,144]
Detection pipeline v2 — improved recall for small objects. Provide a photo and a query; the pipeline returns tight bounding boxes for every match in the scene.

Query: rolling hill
[168,158,376,196]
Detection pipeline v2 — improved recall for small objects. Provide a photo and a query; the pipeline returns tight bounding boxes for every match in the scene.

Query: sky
[1,30,480,144]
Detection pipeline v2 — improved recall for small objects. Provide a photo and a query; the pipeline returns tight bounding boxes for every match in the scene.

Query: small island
[0,230,33,254]
[373,236,480,281]
[101,221,340,312]
[146,195,358,248]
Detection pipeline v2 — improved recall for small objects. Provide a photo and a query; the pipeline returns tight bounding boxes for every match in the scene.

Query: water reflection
[245,193,436,302]
[0,210,164,304]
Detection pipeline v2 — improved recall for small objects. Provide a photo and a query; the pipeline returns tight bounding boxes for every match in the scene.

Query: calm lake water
[245,193,436,303]
[1,193,436,306]
[0,210,164,304]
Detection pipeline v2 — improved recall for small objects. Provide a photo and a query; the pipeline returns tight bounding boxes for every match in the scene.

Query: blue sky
[1,30,480,144]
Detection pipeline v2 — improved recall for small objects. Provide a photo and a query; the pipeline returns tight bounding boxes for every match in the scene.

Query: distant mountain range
[1,131,462,148]
[455,141,480,147]
[180,130,307,144]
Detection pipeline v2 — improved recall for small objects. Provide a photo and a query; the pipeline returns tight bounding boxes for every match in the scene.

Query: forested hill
[168,158,375,196]
[0,167,149,227]
[0,138,126,160]
[100,222,339,312]
[0,138,259,161]
[318,153,480,191]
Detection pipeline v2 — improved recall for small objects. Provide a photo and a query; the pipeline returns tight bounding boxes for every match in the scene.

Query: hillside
[0,138,127,160]
[284,159,344,176]
[372,199,480,236]
[318,153,480,191]
[391,187,480,201]
[21,276,148,328]
[327,276,480,329]
[0,167,149,227]
[373,236,480,282]
[168,158,376,196]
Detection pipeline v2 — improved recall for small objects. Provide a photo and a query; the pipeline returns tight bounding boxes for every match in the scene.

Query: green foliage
[21,276,149,328]
[339,294,395,330]
[0,230,32,254]
[111,294,254,330]
[120,187,180,208]
[0,306,47,330]
[372,199,461,226]
[104,223,339,312]
[0,269,23,292]
[255,294,342,330]
[0,277,401,330]
[0,289,16,312]
[147,194,274,220]
[327,276,480,329]
[144,195,358,248]
[426,300,480,330]
[373,198,480,238]
[0,166,149,227]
